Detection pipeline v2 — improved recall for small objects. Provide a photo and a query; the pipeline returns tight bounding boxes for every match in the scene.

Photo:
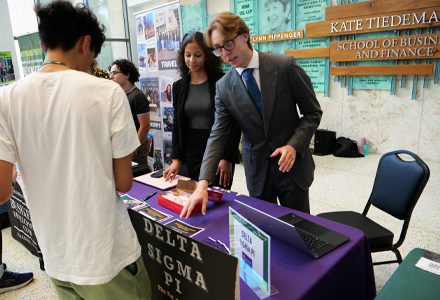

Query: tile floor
[1,152,439,299]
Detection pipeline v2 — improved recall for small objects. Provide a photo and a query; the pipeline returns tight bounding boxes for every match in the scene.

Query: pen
[169,173,173,183]
[140,199,150,208]
[144,191,157,201]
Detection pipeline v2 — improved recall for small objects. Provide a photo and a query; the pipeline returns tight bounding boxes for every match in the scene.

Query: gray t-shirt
[184,80,214,129]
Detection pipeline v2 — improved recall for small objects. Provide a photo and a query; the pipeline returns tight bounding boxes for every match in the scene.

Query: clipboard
[134,172,191,190]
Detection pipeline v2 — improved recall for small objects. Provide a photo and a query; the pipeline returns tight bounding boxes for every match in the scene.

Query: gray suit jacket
[200,51,322,195]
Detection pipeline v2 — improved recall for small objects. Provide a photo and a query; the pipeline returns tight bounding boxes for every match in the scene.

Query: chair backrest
[368,150,430,220]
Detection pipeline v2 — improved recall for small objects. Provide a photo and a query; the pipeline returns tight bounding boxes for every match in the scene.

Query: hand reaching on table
[180,179,209,219]
[164,159,180,181]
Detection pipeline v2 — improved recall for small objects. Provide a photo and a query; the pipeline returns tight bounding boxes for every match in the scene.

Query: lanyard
[41,60,72,69]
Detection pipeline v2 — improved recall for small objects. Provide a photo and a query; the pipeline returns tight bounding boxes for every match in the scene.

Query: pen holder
[363,144,370,155]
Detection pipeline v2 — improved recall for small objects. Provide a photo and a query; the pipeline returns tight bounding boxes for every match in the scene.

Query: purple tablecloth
[128,180,376,300]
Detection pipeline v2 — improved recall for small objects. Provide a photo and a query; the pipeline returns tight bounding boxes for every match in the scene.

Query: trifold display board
[129,209,239,300]
[134,2,182,172]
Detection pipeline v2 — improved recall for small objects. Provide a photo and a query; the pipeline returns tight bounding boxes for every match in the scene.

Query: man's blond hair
[204,12,253,50]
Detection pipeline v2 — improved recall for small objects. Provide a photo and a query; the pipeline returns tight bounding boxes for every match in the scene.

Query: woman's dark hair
[110,59,140,84]
[35,0,105,56]
[176,31,222,79]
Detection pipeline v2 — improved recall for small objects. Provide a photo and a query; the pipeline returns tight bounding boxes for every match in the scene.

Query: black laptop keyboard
[298,230,330,253]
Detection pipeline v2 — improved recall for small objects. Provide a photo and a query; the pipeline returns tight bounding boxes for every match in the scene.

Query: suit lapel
[229,69,264,129]
[259,52,278,137]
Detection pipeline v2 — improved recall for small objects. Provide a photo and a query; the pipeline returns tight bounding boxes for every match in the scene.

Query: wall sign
[307,6,440,37]
[330,33,440,62]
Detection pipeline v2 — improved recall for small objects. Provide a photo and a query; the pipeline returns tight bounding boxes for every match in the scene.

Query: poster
[0,51,16,85]
[17,32,45,77]
[155,7,181,70]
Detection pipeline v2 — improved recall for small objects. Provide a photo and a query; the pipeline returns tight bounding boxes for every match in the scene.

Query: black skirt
[184,128,235,190]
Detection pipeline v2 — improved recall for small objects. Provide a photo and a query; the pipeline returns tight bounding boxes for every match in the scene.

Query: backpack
[333,137,364,157]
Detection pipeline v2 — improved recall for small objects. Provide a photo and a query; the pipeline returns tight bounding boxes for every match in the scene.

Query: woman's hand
[163,159,180,181]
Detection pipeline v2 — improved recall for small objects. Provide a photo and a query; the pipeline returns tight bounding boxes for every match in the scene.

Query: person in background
[0,1,151,298]
[7,65,15,81]
[163,32,241,190]
[0,63,6,83]
[181,12,322,218]
[110,59,150,168]
[88,58,109,79]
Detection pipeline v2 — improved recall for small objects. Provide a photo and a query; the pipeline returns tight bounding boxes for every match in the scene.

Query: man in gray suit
[181,12,322,218]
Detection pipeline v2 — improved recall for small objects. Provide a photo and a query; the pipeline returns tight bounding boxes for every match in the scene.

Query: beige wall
[320,76,440,163]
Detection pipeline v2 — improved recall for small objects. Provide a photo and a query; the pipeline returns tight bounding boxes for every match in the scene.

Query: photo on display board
[136,16,144,38]
[148,118,163,172]
[154,6,181,70]
[258,0,293,54]
[160,75,173,104]
[164,140,172,167]
[138,44,147,68]
[143,12,155,40]
[148,133,154,158]
[162,107,174,133]
[153,149,163,171]
[0,55,15,85]
[140,77,160,113]
[147,47,158,71]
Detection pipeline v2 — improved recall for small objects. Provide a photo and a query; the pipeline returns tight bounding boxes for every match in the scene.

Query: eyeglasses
[110,71,122,76]
[212,34,240,57]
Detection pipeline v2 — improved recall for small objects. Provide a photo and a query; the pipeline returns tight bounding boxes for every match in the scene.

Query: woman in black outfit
[163,32,241,189]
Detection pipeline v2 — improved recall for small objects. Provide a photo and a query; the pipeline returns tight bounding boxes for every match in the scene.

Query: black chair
[317,150,430,265]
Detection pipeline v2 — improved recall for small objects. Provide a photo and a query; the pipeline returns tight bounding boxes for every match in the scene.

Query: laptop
[235,200,350,258]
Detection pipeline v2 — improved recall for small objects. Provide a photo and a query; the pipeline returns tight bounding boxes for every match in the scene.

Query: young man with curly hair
[110,59,151,168]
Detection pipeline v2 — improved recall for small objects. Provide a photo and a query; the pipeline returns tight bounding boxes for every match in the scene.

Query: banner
[135,2,182,171]
[17,33,45,77]
[129,210,239,300]
[8,168,44,269]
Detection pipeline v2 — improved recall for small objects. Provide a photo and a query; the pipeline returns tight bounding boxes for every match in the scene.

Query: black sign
[128,209,238,300]
[8,182,44,269]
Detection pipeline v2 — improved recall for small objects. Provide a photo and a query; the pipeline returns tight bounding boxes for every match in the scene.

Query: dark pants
[250,156,310,213]
[185,128,235,190]
[132,138,150,168]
